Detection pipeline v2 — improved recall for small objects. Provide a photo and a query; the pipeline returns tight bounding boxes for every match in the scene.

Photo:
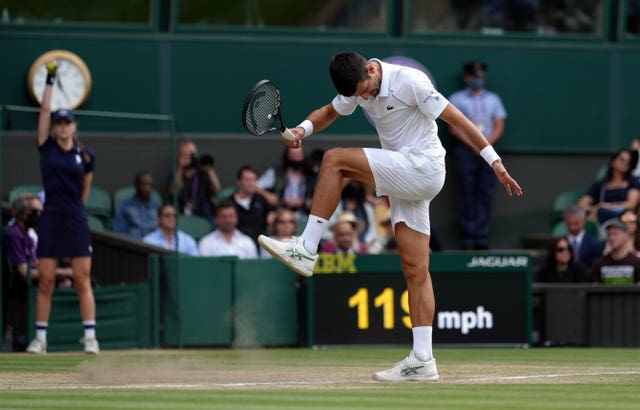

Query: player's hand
[493,161,523,197]
[282,127,304,148]
[45,60,58,74]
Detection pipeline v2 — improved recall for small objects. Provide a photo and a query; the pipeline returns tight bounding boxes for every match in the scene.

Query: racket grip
[282,128,296,141]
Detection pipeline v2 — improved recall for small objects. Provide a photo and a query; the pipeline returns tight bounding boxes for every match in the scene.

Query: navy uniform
[37,115,95,259]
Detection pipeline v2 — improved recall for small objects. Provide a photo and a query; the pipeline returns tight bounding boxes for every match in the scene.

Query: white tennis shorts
[363,147,446,235]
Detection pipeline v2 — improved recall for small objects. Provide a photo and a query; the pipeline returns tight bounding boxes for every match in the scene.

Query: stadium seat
[87,215,105,231]
[595,163,607,181]
[177,214,212,241]
[8,184,43,202]
[215,185,236,203]
[113,186,163,209]
[550,188,586,225]
[85,186,113,228]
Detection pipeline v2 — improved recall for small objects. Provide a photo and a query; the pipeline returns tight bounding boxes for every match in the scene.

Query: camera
[188,153,215,169]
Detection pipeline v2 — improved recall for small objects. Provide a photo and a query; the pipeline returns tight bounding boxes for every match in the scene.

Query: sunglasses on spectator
[555,246,570,253]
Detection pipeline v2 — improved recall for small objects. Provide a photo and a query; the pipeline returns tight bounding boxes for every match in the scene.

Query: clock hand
[56,76,72,105]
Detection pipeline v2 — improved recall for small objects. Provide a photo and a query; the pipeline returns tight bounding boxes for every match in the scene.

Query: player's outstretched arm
[440,103,522,197]
[282,103,340,148]
[37,60,57,147]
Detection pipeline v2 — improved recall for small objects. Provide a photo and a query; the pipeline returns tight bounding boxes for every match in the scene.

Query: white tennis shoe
[26,338,47,354]
[373,351,439,382]
[81,337,100,355]
[258,235,318,277]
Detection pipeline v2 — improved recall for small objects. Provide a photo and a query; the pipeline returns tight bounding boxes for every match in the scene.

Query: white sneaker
[80,337,100,355]
[26,338,47,354]
[373,351,439,382]
[258,235,318,277]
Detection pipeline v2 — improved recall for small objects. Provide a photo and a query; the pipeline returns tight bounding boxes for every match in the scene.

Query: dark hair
[157,203,175,217]
[133,170,152,186]
[236,165,259,180]
[216,199,236,215]
[329,51,369,96]
[543,236,575,270]
[605,149,633,182]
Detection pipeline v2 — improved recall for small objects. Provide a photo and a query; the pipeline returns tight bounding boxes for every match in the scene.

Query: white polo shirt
[332,59,448,158]
[198,229,258,259]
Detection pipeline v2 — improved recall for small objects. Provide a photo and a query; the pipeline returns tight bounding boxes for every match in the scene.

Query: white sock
[35,322,48,342]
[300,214,328,254]
[83,320,96,339]
[412,326,433,361]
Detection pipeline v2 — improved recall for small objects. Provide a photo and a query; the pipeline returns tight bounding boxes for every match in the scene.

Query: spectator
[603,209,640,257]
[324,181,377,245]
[198,200,257,259]
[536,236,590,282]
[592,218,640,284]
[143,204,198,256]
[367,209,398,254]
[260,208,299,258]
[112,171,160,239]
[26,60,100,355]
[3,194,73,288]
[321,211,369,254]
[563,205,602,270]
[577,149,640,224]
[272,146,315,218]
[228,165,278,251]
[165,139,221,226]
[448,61,507,250]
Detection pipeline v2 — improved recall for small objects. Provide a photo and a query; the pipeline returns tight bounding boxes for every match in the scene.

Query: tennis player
[259,51,522,382]
[26,61,100,355]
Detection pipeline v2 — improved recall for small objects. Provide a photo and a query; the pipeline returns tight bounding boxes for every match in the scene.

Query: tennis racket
[241,79,296,141]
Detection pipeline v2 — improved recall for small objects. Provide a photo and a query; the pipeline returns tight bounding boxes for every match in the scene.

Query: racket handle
[282,128,296,142]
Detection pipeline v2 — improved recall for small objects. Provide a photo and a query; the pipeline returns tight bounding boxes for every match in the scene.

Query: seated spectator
[112,171,160,239]
[367,209,398,254]
[198,200,257,259]
[228,165,278,251]
[3,193,73,289]
[603,209,640,257]
[321,211,368,254]
[592,218,640,284]
[165,139,221,226]
[563,205,602,270]
[536,237,590,282]
[260,208,299,258]
[324,181,377,245]
[577,149,640,224]
[142,204,198,255]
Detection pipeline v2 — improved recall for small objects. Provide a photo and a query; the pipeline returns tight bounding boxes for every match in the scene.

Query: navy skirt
[37,209,92,258]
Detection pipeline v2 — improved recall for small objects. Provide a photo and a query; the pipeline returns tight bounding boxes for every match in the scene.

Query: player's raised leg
[259,147,374,276]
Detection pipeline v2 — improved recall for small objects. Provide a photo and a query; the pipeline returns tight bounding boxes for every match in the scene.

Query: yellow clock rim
[27,49,92,109]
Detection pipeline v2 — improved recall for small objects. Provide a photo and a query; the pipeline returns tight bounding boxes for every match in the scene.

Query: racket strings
[245,84,279,135]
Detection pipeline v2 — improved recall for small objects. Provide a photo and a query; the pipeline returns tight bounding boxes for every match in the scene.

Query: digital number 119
[347,288,412,330]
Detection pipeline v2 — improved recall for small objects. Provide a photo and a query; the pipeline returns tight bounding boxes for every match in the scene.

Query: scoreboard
[306,252,532,346]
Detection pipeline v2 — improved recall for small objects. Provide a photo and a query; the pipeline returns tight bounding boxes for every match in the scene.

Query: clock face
[28,50,92,111]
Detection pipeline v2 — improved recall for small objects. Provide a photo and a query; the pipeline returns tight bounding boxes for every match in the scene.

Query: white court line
[460,370,640,383]
[2,371,640,390]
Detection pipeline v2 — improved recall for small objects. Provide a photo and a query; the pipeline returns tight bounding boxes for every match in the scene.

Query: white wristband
[297,120,313,138]
[480,145,501,166]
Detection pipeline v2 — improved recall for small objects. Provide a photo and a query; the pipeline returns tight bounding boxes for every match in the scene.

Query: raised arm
[282,103,341,147]
[37,61,58,147]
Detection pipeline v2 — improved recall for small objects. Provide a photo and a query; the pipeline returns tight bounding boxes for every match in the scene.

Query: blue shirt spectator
[112,171,160,239]
[142,204,199,256]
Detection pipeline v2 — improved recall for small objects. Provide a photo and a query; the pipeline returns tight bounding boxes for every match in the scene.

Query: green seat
[215,186,236,203]
[550,188,586,225]
[85,186,113,228]
[113,186,163,209]
[8,184,43,202]
[87,215,105,231]
[595,163,607,181]
[177,214,212,241]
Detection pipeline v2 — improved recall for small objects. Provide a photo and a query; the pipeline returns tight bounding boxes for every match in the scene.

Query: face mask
[25,210,40,228]
[287,160,305,170]
[468,79,485,90]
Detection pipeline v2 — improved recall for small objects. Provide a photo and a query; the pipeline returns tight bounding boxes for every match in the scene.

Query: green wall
[1,31,639,152]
